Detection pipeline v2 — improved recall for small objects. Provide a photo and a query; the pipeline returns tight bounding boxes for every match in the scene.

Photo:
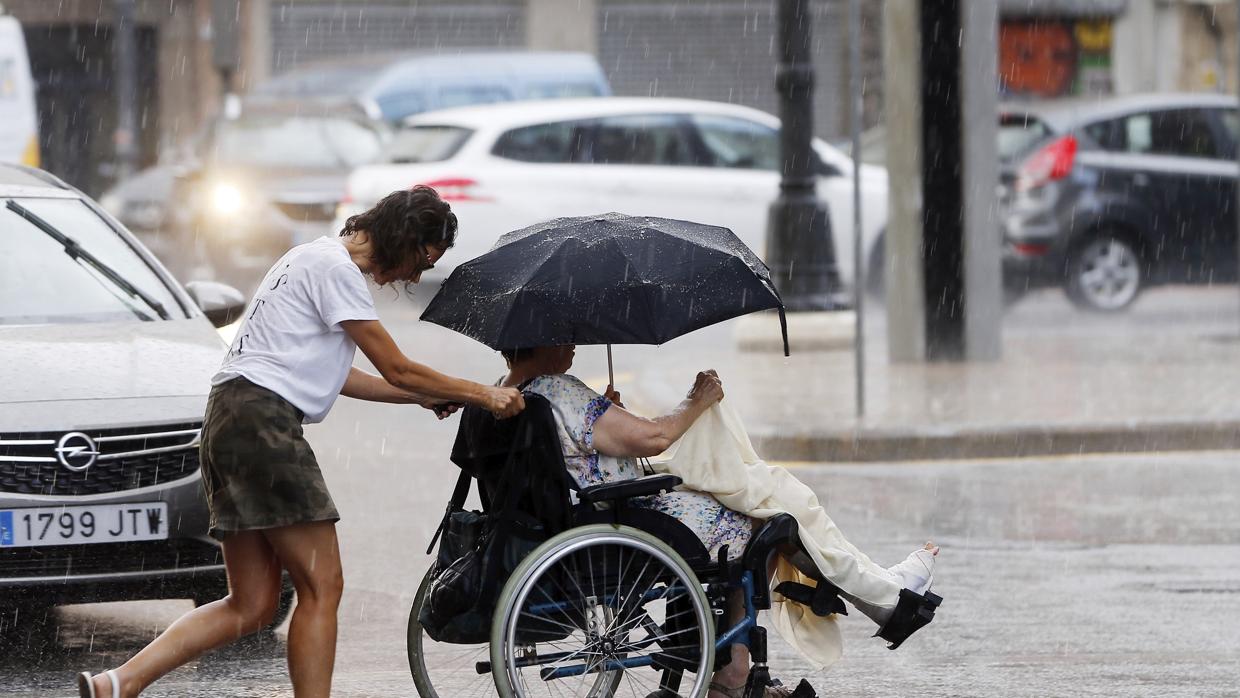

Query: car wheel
[1065,234,1142,312]
[0,600,56,638]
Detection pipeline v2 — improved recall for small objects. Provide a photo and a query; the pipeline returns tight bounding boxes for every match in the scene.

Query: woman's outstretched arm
[341,319,523,417]
[339,367,461,418]
[593,370,723,458]
[341,367,425,403]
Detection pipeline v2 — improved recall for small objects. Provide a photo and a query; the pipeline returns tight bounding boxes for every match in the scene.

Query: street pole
[212,0,241,97]
[767,0,846,312]
[1236,0,1240,336]
[114,0,138,182]
[849,0,865,417]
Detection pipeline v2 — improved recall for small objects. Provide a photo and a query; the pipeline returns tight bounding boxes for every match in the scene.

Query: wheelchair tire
[407,568,496,697]
[491,524,715,698]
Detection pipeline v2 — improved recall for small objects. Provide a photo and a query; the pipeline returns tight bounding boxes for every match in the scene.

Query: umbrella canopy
[421,213,789,355]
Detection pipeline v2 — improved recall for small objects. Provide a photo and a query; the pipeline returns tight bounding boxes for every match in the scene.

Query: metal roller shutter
[598,0,848,139]
[269,0,527,73]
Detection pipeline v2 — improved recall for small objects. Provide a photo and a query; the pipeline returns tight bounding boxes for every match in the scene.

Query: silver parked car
[0,164,290,621]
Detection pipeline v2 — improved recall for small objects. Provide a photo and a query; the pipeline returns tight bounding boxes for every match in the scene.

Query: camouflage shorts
[200,377,339,540]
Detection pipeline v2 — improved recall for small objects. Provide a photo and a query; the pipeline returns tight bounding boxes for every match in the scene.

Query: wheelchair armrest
[577,474,682,505]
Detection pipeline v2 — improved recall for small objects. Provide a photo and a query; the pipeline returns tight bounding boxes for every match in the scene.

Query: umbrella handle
[607,343,615,387]
[778,306,790,357]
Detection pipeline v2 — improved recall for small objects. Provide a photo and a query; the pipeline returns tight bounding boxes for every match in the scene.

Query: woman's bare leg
[262,521,344,698]
[93,530,282,697]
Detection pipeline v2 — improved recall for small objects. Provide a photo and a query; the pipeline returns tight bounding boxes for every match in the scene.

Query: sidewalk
[621,296,1240,462]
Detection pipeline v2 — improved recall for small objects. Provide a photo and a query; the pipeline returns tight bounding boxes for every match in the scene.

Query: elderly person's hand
[687,369,724,404]
[604,384,625,408]
[594,369,725,458]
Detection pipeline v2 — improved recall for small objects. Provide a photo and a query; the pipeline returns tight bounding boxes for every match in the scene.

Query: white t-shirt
[213,236,379,423]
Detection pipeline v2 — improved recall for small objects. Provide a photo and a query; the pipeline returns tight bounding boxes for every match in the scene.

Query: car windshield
[522,83,606,99]
[212,115,387,169]
[387,125,474,163]
[0,197,182,325]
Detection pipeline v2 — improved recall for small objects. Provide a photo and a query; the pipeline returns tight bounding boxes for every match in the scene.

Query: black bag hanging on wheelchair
[419,396,574,644]
[418,472,534,644]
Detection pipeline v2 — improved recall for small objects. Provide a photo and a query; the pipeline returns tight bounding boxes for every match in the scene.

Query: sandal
[76,669,120,698]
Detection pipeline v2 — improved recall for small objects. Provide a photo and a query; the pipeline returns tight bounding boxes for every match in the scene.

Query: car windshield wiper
[5,199,171,321]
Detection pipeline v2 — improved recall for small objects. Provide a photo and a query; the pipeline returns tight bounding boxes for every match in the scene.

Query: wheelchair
[407,394,940,698]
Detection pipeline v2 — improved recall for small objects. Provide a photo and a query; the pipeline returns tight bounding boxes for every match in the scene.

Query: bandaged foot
[886,541,938,596]
[842,541,940,626]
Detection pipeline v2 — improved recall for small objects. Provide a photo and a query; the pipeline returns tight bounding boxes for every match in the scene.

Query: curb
[751,419,1240,462]
[734,310,856,352]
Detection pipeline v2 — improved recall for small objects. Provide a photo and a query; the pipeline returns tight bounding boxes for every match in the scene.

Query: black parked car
[1002,93,1239,311]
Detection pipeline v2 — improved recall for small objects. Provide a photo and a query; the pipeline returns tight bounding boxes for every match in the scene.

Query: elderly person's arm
[593,370,724,457]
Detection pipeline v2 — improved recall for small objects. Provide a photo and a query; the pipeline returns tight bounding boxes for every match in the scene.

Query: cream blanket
[654,400,902,668]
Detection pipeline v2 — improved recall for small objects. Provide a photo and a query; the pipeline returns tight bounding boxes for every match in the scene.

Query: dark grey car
[172,99,390,291]
[1001,93,1240,311]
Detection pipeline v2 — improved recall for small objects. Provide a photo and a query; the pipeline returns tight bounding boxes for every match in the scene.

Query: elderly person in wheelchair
[535,345,934,693]
[411,344,942,698]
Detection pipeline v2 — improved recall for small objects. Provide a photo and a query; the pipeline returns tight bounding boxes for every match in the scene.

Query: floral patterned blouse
[525,374,752,560]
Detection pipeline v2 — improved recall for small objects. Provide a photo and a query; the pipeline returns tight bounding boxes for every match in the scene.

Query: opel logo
[55,432,100,471]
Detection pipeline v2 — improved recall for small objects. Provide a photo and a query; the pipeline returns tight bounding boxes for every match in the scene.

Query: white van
[0,13,39,167]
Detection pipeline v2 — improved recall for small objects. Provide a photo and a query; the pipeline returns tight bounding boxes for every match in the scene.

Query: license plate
[0,503,169,547]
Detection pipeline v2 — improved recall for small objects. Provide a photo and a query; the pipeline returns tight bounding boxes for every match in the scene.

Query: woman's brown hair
[341,185,457,281]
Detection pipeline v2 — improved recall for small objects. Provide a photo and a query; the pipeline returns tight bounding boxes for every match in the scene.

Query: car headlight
[210,182,245,217]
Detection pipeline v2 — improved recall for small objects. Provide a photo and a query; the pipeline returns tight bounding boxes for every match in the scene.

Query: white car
[0,13,40,168]
[337,98,888,291]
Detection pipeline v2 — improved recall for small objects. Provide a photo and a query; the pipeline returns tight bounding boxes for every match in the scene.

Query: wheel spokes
[505,537,710,698]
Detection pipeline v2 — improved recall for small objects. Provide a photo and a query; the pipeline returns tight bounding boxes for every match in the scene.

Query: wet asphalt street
[3,287,1240,696]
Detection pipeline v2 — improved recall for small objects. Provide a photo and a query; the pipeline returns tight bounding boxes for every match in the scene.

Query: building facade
[6,0,1237,197]
[6,0,882,195]
[4,0,268,195]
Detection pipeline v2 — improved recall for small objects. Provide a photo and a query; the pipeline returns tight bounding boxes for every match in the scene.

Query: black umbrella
[421,213,789,381]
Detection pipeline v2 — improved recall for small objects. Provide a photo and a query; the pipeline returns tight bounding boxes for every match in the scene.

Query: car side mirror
[184,280,247,328]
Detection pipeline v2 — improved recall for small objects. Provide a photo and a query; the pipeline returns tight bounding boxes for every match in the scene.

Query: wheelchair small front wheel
[407,568,496,697]
[491,524,716,698]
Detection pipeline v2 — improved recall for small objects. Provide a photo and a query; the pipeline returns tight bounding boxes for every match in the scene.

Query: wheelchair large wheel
[407,568,496,697]
[491,525,715,698]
